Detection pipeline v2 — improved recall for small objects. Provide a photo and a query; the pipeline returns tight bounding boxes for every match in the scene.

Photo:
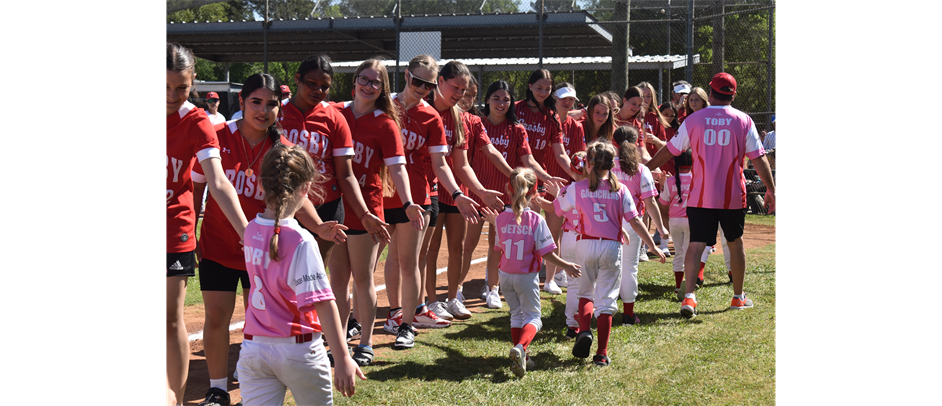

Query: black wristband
[452,189,464,200]
[403,201,412,209]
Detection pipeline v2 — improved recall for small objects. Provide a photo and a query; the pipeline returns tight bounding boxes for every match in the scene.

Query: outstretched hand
[455,194,481,224]
[361,212,391,244]
[313,221,349,244]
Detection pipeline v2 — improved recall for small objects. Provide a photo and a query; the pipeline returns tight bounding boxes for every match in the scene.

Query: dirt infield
[180,222,774,405]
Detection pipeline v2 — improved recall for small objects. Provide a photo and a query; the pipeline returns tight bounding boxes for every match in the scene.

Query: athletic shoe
[543,279,562,295]
[485,286,503,309]
[457,286,466,303]
[383,309,403,334]
[554,272,568,288]
[509,344,527,378]
[659,240,671,257]
[572,331,593,358]
[638,245,650,262]
[730,294,754,310]
[593,354,611,367]
[446,298,472,320]
[198,387,231,406]
[710,245,716,253]
[428,300,454,321]
[622,313,640,326]
[414,307,452,328]
[696,278,704,288]
[680,297,698,318]
[347,318,362,342]
[393,324,415,349]
[565,327,578,339]
[674,287,684,302]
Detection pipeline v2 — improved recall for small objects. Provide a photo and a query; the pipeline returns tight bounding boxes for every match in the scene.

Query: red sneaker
[680,297,697,318]
[730,294,754,310]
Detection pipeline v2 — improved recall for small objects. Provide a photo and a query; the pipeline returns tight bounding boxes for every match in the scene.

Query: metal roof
[167,11,617,63]
[330,55,700,72]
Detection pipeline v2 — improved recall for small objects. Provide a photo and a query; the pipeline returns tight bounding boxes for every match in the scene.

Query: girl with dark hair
[192,73,347,406]
[166,42,248,403]
[613,86,652,163]
[657,149,695,301]
[457,75,482,116]
[424,60,503,321]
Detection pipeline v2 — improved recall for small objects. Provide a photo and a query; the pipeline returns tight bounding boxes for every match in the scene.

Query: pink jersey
[167,101,220,253]
[666,105,765,209]
[553,183,581,232]
[611,161,657,216]
[493,208,557,274]
[556,179,639,242]
[243,217,336,337]
[658,172,692,219]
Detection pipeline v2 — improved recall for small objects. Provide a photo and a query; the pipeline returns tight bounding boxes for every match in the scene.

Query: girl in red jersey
[238,144,364,405]
[166,43,249,404]
[514,71,571,295]
[328,59,424,366]
[423,61,504,321]
[471,80,565,310]
[637,82,672,259]
[613,86,652,163]
[457,75,482,116]
[583,94,616,145]
[191,73,347,406]
[654,101,681,255]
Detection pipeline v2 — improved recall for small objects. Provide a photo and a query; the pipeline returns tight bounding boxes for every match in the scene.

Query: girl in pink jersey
[423,61,504,322]
[238,144,365,405]
[544,151,587,339]
[658,149,695,300]
[166,43,249,404]
[545,142,664,367]
[481,168,580,378]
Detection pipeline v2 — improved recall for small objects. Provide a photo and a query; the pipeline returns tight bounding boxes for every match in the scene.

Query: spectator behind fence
[760,114,776,151]
[204,91,226,126]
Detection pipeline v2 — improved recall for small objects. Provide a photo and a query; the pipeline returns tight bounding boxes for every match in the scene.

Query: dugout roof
[329,55,700,72]
[166,11,618,62]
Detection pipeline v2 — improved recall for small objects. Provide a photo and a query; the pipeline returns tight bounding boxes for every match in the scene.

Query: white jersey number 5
[593,203,609,222]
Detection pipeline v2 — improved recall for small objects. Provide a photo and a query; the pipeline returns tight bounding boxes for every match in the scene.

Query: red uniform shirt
[193,121,293,270]
[383,96,447,208]
[554,115,586,180]
[335,102,406,230]
[279,100,355,205]
[613,115,646,148]
[474,118,532,206]
[643,111,670,173]
[167,101,220,253]
[514,100,564,176]
[433,108,468,206]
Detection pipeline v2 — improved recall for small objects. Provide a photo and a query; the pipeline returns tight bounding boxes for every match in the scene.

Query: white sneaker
[638,244,650,262]
[553,272,568,288]
[428,301,454,321]
[414,307,452,328]
[486,286,503,309]
[659,240,671,257]
[382,308,402,334]
[446,297,472,320]
[457,286,466,303]
[543,279,562,295]
[509,344,526,378]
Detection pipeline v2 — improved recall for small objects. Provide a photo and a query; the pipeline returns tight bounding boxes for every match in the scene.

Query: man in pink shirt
[646,72,775,318]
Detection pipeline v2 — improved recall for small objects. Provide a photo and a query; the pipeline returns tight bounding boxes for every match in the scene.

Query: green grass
[744,214,775,227]
[283,243,776,405]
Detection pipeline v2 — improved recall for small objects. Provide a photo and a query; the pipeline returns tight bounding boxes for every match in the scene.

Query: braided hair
[673,149,693,205]
[259,144,325,261]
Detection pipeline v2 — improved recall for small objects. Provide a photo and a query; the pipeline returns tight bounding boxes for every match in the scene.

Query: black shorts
[686,207,747,245]
[384,204,433,225]
[198,258,250,292]
[316,197,344,223]
[167,251,197,277]
[427,196,440,228]
[439,201,460,214]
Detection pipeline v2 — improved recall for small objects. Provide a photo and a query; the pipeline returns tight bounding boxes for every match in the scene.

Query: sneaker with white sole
[509,344,526,378]
[457,286,466,303]
[446,297,472,320]
[554,272,568,288]
[414,307,451,328]
[659,241,671,257]
[680,297,697,318]
[543,279,562,295]
[428,301,454,321]
[393,324,415,349]
[198,387,230,406]
[485,286,503,309]
[730,294,754,310]
[383,308,403,334]
[638,244,650,262]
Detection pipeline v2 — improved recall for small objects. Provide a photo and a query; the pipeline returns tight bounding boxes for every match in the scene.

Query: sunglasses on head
[408,71,437,91]
[356,75,383,90]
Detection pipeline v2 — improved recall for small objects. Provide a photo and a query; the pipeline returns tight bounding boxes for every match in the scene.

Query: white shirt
[207,111,226,125]
[231,110,243,121]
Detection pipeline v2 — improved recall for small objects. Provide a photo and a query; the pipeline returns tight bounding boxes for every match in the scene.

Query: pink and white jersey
[556,179,639,242]
[611,162,657,216]
[493,208,557,274]
[667,105,765,209]
[243,217,335,337]
[658,172,692,219]
[553,183,581,233]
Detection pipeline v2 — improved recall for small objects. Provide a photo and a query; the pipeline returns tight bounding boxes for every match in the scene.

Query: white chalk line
[188,256,488,341]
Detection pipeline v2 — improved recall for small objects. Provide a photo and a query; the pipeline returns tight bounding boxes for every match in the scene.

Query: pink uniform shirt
[553,183,581,232]
[493,208,557,274]
[666,105,765,209]
[556,179,639,242]
[611,162,657,216]
[514,100,563,173]
[243,217,336,337]
[658,172,692,219]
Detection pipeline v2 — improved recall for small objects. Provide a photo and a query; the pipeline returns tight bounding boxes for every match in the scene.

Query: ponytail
[613,125,640,176]
[673,149,693,205]
[585,141,619,193]
[259,144,323,262]
[507,167,538,224]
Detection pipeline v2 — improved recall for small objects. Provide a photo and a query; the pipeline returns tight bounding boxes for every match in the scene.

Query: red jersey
[643,111,670,174]
[383,95,447,208]
[474,117,532,206]
[167,101,220,253]
[279,100,355,204]
[193,121,293,270]
[335,102,406,230]
[514,100,563,175]
[613,115,646,148]
[433,108,467,205]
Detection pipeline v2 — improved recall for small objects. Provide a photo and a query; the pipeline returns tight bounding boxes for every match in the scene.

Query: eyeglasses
[207,99,219,103]
[408,71,437,91]
[356,75,383,90]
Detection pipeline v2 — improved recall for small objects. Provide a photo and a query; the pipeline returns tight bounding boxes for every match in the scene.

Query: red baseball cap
[206,92,219,99]
[709,72,737,95]
[280,85,291,94]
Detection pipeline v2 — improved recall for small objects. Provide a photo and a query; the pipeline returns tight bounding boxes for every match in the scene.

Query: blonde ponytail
[507,167,537,224]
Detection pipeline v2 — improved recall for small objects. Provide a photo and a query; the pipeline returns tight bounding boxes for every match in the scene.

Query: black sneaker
[622,313,640,326]
[198,387,231,406]
[565,327,578,339]
[696,277,704,288]
[393,324,415,350]
[347,318,362,342]
[593,354,611,367]
[572,331,593,359]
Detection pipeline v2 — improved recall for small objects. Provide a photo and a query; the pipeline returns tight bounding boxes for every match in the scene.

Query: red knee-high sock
[578,298,594,332]
[519,324,537,350]
[674,271,684,288]
[698,262,705,280]
[622,302,635,317]
[511,327,522,345]
[596,313,613,356]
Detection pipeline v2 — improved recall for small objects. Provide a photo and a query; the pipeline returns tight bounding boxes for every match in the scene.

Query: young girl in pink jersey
[544,151,587,339]
[658,149,695,300]
[238,144,365,405]
[545,141,664,367]
[481,168,580,378]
